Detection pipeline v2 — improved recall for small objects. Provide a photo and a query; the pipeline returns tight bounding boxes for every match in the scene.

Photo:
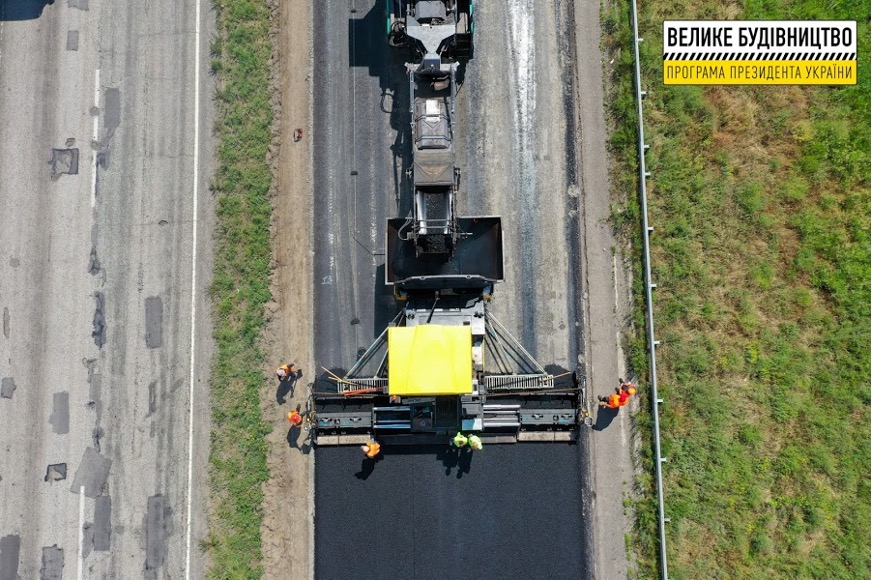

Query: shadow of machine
[0,0,54,21]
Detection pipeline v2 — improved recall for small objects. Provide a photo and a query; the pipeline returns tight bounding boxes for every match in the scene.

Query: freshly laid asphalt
[315,443,590,580]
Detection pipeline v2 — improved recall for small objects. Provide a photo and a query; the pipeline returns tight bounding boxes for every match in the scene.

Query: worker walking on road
[468,434,483,451]
[276,363,297,381]
[618,382,637,406]
[452,432,468,448]
[361,439,381,458]
[287,410,303,426]
[599,393,622,409]
[599,380,637,409]
[286,408,305,450]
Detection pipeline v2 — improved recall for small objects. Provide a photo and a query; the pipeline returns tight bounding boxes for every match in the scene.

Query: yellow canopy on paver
[387,325,473,396]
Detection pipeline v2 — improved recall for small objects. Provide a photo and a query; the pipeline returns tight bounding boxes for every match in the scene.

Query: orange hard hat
[628,387,637,395]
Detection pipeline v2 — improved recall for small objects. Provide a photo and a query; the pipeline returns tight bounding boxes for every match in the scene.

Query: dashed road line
[77,485,85,580]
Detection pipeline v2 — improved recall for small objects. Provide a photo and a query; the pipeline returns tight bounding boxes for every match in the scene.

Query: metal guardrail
[629,0,669,578]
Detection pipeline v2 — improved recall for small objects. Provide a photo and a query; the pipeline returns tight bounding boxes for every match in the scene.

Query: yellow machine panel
[387,325,473,395]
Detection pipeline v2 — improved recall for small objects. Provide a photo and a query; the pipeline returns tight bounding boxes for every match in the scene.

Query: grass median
[604,1,870,578]
[202,0,273,577]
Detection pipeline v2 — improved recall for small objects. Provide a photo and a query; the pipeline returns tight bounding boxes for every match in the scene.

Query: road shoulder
[572,0,638,577]
[260,0,315,578]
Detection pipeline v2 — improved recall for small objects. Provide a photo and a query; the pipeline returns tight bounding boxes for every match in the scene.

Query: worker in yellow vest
[468,434,483,450]
[452,432,468,448]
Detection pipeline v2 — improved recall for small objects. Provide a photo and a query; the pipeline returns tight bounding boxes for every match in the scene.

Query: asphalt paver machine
[312,1,590,446]
[313,221,589,446]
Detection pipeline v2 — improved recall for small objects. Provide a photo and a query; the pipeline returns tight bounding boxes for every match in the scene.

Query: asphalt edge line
[184,0,202,574]
[307,0,316,576]
[77,485,85,580]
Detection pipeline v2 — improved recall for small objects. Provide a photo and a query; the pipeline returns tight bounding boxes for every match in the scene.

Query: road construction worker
[452,432,468,448]
[276,363,297,381]
[599,393,622,409]
[618,384,637,407]
[468,434,483,450]
[287,410,303,426]
[361,440,381,458]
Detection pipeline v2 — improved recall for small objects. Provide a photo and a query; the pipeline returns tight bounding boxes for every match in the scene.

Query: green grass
[202,0,274,577]
[604,1,870,578]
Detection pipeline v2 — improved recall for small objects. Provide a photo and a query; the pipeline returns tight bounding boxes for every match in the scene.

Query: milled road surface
[0,1,213,578]
[313,1,594,578]
[312,0,405,366]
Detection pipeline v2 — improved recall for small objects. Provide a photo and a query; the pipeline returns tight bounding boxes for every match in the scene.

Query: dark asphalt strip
[315,443,588,580]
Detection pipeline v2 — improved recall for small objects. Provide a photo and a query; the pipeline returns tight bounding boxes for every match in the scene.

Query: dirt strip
[572,0,638,577]
[260,0,314,578]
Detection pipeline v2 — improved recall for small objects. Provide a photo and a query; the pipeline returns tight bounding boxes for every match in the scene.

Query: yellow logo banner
[662,21,857,85]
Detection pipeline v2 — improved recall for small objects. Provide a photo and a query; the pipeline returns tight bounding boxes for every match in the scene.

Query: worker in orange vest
[599,393,622,409]
[276,363,297,381]
[599,382,638,409]
[361,440,381,458]
[618,383,637,407]
[287,410,303,426]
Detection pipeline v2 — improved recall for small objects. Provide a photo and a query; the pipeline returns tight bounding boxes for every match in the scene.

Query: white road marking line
[185,0,202,575]
[77,485,85,580]
[612,253,618,313]
[91,68,101,208]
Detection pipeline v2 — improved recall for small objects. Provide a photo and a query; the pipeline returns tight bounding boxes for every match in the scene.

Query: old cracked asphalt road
[311,1,606,579]
[0,0,213,578]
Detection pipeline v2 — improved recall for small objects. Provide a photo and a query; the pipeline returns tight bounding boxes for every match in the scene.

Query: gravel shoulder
[259,0,315,578]
[572,0,637,577]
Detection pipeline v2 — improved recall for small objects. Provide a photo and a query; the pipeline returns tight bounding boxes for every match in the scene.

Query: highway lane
[312,0,406,374]
[0,1,212,578]
[458,0,583,372]
[316,444,587,580]
[313,1,593,578]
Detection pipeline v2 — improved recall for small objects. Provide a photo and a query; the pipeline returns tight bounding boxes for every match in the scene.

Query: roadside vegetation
[604,0,870,577]
[203,0,273,576]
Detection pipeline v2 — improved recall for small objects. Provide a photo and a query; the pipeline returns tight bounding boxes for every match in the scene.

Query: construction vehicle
[388,0,472,256]
[312,2,589,446]
[386,1,474,61]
